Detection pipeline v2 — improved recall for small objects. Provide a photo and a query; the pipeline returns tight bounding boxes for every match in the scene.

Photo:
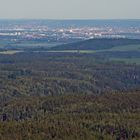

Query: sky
[0,0,139,19]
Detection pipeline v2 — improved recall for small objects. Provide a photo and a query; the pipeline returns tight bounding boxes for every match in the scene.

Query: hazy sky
[0,0,139,19]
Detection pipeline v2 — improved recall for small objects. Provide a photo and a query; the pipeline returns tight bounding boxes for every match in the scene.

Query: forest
[0,38,140,140]
[0,52,140,99]
[49,38,140,50]
[0,92,140,140]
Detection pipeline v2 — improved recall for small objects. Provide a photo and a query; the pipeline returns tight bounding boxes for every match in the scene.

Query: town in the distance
[0,20,140,50]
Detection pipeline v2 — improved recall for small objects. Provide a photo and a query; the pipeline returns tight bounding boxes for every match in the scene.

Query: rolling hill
[49,38,140,51]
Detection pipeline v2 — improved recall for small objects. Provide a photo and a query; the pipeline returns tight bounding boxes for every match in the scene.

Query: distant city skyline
[0,0,140,19]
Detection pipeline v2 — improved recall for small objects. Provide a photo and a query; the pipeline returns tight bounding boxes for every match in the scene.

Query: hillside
[0,52,140,101]
[46,38,140,65]
[0,38,140,140]
[49,38,140,50]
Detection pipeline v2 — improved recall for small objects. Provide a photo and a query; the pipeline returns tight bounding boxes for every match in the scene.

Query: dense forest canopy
[0,38,140,140]
[0,52,140,99]
[49,38,140,50]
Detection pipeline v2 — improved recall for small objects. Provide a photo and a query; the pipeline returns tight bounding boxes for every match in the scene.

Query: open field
[109,58,140,64]
[109,44,140,51]
[0,49,140,64]
[0,50,23,55]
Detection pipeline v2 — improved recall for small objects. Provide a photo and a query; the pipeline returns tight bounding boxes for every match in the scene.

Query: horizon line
[0,18,140,21]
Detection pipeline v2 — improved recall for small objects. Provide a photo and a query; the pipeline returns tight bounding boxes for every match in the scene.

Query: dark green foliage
[0,52,140,100]
[49,38,140,50]
[0,93,140,140]
[0,40,140,140]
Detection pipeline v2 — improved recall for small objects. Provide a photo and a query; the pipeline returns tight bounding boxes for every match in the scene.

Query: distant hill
[49,38,140,51]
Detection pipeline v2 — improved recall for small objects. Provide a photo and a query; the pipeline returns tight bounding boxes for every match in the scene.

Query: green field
[0,50,23,55]
[109,58,140,64]
[45,44,140,64]
[79,44,140,52]
[1,42,140,64]
[14,42,63,48]
[109,44,140,51]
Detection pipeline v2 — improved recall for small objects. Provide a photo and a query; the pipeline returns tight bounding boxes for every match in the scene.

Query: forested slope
[0,52,140,101]
[0,92,140,140]
[0,38,140,140]
[49,38,140,50]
